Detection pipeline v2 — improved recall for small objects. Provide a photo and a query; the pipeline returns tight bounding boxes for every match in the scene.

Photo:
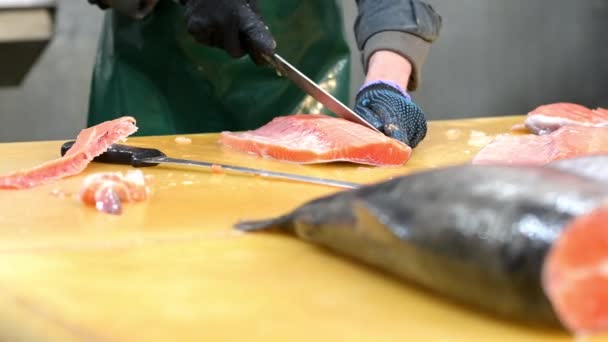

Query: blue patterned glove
[354,80,427,148]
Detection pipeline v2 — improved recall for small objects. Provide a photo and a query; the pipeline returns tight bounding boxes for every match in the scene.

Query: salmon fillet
[472,126,608,166]
[470,134,557,166]
[523,103,608,135]
[219,114,412,166]
[0,116,138,189]
[543,206,608,335]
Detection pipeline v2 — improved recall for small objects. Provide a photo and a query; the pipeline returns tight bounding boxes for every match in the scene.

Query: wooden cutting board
[0,116,603,341]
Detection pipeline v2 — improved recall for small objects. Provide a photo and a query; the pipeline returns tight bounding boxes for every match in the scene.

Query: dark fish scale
[235,164,608,328]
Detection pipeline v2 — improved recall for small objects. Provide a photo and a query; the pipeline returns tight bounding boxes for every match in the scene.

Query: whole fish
[546,154,608,184]
[235,164,608,333]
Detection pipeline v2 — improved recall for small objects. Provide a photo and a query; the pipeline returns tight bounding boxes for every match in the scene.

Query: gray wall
[414,0,607,119]
[0,0,606,142]
[0,0,101,142]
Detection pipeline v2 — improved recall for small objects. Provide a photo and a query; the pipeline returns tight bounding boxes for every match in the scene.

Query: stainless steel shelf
[0,0,56,9]
[0,0,56,86]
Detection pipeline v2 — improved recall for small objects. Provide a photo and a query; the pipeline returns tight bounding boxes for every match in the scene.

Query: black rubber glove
[180,0,276,65]
[354,80,428,148]
[87,0,109,10]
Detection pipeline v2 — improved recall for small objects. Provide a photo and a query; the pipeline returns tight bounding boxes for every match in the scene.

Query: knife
[265,53,381,133]
[60,141,360,189]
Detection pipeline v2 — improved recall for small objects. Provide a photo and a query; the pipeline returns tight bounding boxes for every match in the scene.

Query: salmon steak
[219,114,412,166]
[472,126,608,166]
[522,103,608,135]
[0,116,138,189]
[234,162,608,336]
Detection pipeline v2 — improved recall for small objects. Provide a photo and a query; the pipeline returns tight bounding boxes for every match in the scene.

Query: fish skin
[235,164,608,327]
[546,154,608,185]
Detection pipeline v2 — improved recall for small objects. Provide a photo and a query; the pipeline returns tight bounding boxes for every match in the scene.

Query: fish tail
[234,214,293,233]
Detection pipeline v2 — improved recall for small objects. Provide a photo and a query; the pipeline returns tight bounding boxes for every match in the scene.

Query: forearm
[365,50,413,91]
[355,0,442,91]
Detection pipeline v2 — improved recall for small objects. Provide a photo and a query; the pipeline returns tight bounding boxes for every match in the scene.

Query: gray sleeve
[354,0,442,91]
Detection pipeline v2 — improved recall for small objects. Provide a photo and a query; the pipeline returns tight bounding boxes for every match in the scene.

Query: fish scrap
[79,170,153,215]
[0,116,138,189]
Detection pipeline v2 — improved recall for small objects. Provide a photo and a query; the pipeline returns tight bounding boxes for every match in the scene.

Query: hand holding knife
[263,53,381,133]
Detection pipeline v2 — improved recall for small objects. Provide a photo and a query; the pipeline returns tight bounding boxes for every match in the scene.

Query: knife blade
[60,141,360,189]
[265,53,381,133]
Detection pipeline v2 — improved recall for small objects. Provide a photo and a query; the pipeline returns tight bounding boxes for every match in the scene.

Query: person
[86,0,442,147]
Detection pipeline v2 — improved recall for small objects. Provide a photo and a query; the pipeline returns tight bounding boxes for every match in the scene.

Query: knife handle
[60,141,166,167]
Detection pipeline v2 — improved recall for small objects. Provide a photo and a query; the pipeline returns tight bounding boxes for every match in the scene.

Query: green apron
[87,0,351,136]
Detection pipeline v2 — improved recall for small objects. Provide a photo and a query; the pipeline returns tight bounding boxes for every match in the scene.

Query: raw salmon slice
[471,133,557,166]
[79,170,152,215]
[0,116,138,189]
[219,114,412,166]
[543,206,608,335]
[524,103,608,135]
[472,126,608,166]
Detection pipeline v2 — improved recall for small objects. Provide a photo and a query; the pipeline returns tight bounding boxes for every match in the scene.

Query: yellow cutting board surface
[0,116,603,341]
